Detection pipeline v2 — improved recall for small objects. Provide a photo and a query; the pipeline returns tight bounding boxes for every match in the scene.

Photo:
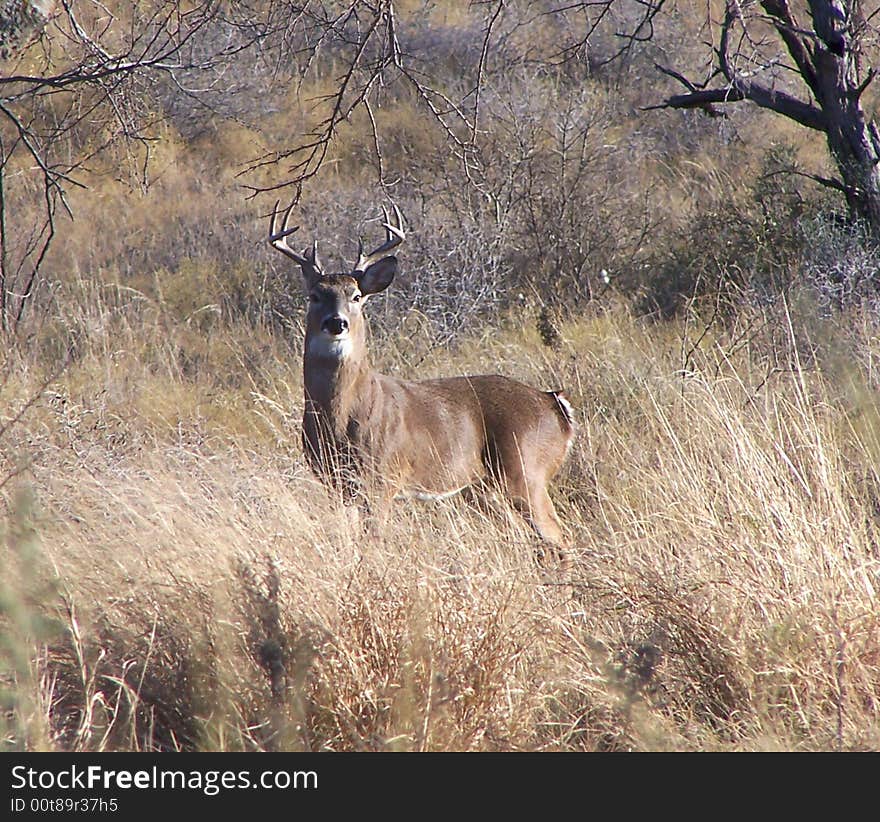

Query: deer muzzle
[321,315,349,336]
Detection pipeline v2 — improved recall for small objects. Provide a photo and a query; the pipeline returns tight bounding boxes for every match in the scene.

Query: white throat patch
[308,333,354,360]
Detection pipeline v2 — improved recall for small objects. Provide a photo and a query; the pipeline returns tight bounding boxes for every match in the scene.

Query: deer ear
[356,256,397,296]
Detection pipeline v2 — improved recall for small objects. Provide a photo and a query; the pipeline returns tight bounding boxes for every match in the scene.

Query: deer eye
[351,293,362,303]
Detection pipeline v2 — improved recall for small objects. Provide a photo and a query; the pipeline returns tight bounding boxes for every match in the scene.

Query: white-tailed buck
[269,203,575,549]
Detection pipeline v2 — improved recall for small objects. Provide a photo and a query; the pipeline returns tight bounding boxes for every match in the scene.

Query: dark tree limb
[648,65,827,132]
[648,0,880,232]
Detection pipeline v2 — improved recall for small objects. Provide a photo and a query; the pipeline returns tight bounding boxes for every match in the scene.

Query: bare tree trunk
[653,0,880,234]
[0,141,6,333]
[808,1,880,228]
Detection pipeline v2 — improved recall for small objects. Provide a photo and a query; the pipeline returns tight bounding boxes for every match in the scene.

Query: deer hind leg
[491,453,569,566]
[523,484,568,547]
[509,478,568,549]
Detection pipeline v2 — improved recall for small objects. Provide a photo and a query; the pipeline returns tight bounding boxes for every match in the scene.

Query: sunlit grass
[3,292,880,751]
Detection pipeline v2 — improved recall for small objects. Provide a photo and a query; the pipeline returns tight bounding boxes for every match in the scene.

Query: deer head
[269,202,405,362]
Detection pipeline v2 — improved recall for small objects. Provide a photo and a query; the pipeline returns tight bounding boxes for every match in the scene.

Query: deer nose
[322,315,349,335]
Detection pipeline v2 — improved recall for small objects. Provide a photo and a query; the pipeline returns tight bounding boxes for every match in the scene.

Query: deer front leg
[353,481,399,542]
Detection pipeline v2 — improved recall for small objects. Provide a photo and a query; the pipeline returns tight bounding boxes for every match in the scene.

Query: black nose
[322,315,349,335]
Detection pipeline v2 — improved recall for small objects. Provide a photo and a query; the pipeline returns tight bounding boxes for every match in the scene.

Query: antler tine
[355,203,406,272]
[268,200,323,278]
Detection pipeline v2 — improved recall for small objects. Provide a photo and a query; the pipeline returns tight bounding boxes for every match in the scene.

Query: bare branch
[472,0,505,144]
[648,71,827,131]
[241,4,388,199]
[0,1,271,330]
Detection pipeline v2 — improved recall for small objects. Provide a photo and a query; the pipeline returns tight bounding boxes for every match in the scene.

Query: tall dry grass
[2,0,879,753]
[3,293,879,751]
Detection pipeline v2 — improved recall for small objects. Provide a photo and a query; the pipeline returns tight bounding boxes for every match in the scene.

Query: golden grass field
[3,0,880,753]
[4,286,880,751]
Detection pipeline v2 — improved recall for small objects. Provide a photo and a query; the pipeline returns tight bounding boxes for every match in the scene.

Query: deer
[268,202,575,552]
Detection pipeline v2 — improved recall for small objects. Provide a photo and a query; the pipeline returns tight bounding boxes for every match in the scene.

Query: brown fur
[300,274,575,547]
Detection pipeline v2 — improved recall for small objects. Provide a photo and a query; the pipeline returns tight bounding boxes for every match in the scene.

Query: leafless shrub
[634,147,810,318]
[800,215,880,315]
[0,2,273,335]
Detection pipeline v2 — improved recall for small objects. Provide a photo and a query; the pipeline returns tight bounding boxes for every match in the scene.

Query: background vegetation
[2,0,880,751]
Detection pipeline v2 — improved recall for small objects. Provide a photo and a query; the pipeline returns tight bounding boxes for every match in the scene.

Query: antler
[268,201,323,280]
[354,204,405,272]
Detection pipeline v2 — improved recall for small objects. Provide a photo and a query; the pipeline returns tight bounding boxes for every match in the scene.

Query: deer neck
[303,340,378,432]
